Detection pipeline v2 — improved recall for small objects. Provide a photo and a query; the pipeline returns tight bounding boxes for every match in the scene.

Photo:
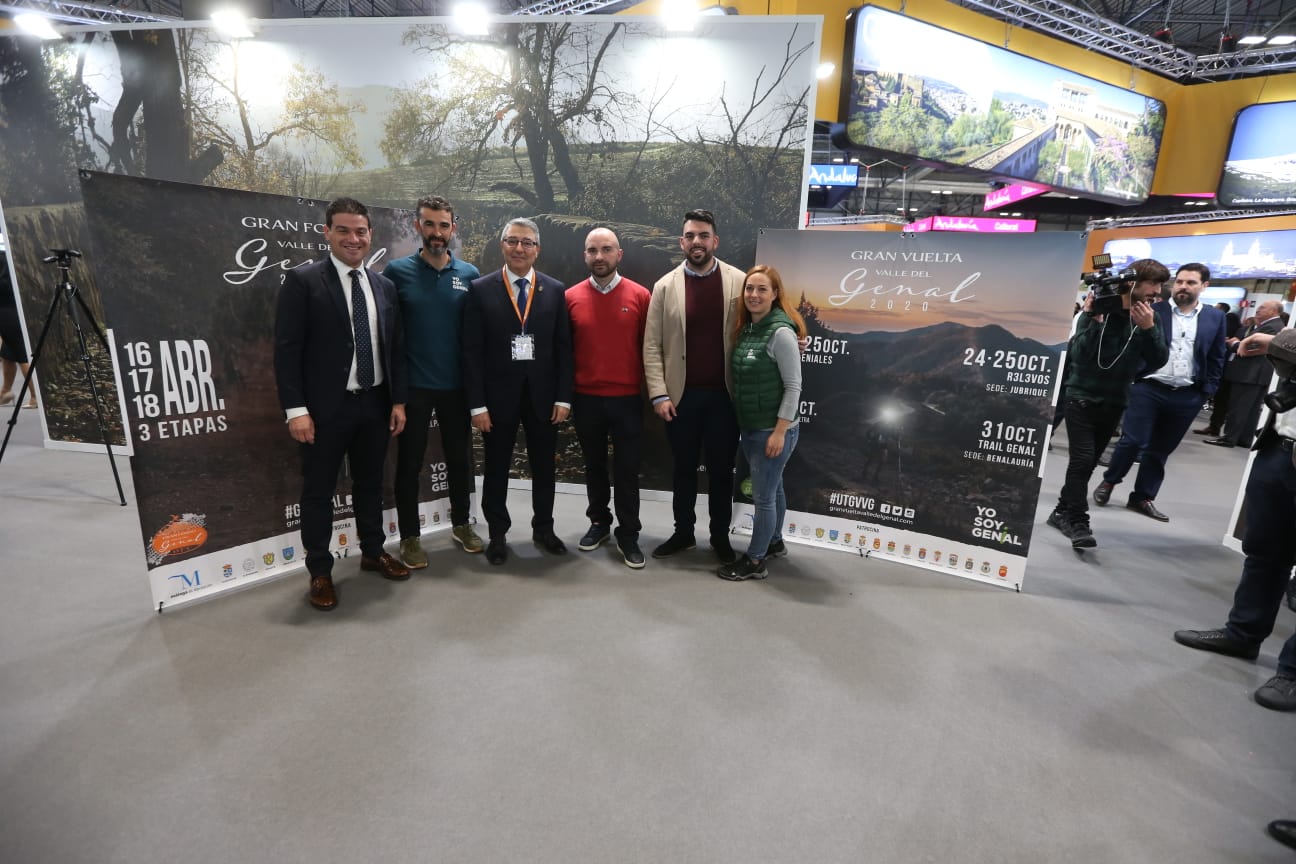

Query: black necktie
[349,269,375,388]
[515,276,529,314]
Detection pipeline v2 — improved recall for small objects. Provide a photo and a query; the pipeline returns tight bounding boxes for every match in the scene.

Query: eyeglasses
[502,237,538,248]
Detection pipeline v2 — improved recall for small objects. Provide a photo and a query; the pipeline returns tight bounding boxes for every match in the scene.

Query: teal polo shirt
[384,251,481,390]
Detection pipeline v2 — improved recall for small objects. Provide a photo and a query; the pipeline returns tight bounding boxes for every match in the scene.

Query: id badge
[512,334,535,361]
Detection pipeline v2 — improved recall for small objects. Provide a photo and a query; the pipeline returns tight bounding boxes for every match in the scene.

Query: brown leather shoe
[1191,426,1218,435]
[308,574,337,611]
[361,552,411,581]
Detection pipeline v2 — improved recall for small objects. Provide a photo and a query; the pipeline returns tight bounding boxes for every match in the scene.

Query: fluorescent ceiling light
[14,13,61,39]
[1268,35,1296,46]
[662,0,698,32]
[211,9,255,39]
[816,62,835,80]
[1237,35,1267,45]
[453,2,490,36]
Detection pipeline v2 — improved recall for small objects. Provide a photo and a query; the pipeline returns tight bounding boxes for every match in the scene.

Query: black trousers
[395,387,474,536]
[299,388,391,576]
[481,384,557,540]
[1222,381,1267,447]
[1225,436,1296,676]
[572,392,643,541]
[664,387,738,540]
[1057,397,1123,519]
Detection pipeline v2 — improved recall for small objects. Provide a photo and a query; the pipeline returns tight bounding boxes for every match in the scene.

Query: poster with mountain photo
[78,171,439,610]
[735,229,1083,588]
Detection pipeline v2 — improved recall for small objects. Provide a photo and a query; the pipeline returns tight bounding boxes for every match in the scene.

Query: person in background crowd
[384,195,484,567]
[1174,326,1296,713]
[1094,263,1227,522]
[274,197,410,611]
[1205,299,1285,449]
[643,209,746,565]
[566,228,651,569]
[0,263,37,409]
[462,217,573,566]
[718,265,806,582]
[1047,259,1168,549]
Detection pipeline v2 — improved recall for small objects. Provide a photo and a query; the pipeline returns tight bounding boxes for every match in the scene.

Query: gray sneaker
[399,537,428,569]
[452,523,484,554]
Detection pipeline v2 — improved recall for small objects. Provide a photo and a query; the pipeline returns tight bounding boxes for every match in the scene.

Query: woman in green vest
[718,265,807,581]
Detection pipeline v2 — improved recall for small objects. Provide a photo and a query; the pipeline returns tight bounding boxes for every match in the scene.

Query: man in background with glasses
[462,218,573,566]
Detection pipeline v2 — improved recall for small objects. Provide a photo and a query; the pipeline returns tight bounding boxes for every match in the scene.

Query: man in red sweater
[566,227,652,568]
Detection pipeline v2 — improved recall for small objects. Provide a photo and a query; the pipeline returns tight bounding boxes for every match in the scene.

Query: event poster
[78,171,451,610]
[733,229,1083,588]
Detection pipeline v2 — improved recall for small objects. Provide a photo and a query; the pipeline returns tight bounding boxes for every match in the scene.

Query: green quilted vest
[731,308,795,430]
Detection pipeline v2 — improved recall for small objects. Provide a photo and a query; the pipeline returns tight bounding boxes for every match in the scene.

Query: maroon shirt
[683,268,726,389]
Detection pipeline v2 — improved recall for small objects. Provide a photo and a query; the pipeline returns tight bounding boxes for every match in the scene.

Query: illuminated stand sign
[907,215,1037,233]
[983,182,1048,211]
[808,163,860,187]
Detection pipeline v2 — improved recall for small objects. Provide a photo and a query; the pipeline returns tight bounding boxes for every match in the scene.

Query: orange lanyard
[504,268,536,329]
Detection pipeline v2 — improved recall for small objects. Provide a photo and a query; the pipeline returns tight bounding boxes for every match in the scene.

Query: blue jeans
[740,424,799,561]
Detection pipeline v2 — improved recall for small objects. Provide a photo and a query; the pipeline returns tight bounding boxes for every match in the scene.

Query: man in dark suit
[1206,300,1285,448]
[1094,263,1228,522]
[462,217,573,565]
[274,197,410,611]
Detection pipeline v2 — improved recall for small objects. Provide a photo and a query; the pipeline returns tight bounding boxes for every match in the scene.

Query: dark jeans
[395,387,474,536]
[572,392,642,542]
[1225,438,1296,676]
[299,388,391,576]
[481,384,557,540]
[663,387,738,540]
[1103,381,1204,503]
[1058,397,1124,519]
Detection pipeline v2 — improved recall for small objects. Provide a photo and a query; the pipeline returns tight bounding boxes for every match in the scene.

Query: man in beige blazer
[643,209,746,564]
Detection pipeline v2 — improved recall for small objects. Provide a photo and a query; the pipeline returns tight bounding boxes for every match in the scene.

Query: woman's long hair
[732,264,807,346]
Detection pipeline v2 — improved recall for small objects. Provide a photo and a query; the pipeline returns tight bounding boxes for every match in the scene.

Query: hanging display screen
[839,5,1166,205]
[1218,101,1296,207]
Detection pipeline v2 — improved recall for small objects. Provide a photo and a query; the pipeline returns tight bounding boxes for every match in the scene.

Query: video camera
[1081,253,1138,316]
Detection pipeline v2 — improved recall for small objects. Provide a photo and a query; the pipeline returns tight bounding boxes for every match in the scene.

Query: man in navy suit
[1095,263,1227,522]
[274,197,410,611]
[462,217,573,565]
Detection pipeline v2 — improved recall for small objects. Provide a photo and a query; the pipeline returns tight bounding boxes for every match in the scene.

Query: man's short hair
[326,197,369,228]
[417,195,454,220]
[500,217,540,244]
[1130,258,1170,286]
[1215,302,1230,312]
[683,209,716,230]
[1177,262,1211,283]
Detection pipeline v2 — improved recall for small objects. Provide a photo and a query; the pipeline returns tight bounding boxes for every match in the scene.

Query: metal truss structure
[1087,207,1296,231]
[0,0,177,24]
[951,0,1296,80]
[515,0,625,13]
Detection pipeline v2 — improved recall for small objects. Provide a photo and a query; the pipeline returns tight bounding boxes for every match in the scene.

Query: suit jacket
[1225,316,1285,384]
[461,269,573,419]
[643,258,746,404]
[274,257,407,422]
[1139,301,1227,397]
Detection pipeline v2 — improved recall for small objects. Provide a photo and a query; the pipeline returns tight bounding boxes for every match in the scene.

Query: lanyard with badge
[506,267,536,361]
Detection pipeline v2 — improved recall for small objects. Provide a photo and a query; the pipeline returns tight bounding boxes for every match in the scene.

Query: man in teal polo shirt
[385,195,484,566]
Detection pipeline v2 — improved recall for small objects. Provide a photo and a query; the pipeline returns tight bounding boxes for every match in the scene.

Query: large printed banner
[734,229,1084,588]
[78,171,447,610]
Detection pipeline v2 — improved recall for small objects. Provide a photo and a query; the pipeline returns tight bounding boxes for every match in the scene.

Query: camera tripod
[0,248,126,505]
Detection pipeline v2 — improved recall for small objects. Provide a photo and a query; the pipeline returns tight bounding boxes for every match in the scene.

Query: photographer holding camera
[1047,258,1169,548]
[1175,324,1296,713]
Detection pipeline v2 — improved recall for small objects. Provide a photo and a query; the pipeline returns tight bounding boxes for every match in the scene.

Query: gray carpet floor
[1,412,1292,863]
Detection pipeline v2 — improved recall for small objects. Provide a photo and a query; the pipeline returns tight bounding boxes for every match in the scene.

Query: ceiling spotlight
[1238,35,1267,45]
[816,62,835,80]
[1269,35,1296,46]
[14,13,62,39]
[1153,27,1173,43]
[453,2,490,36]
[662,0,699,32]
[1220,33,1239,52]
[211,8,255,38]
